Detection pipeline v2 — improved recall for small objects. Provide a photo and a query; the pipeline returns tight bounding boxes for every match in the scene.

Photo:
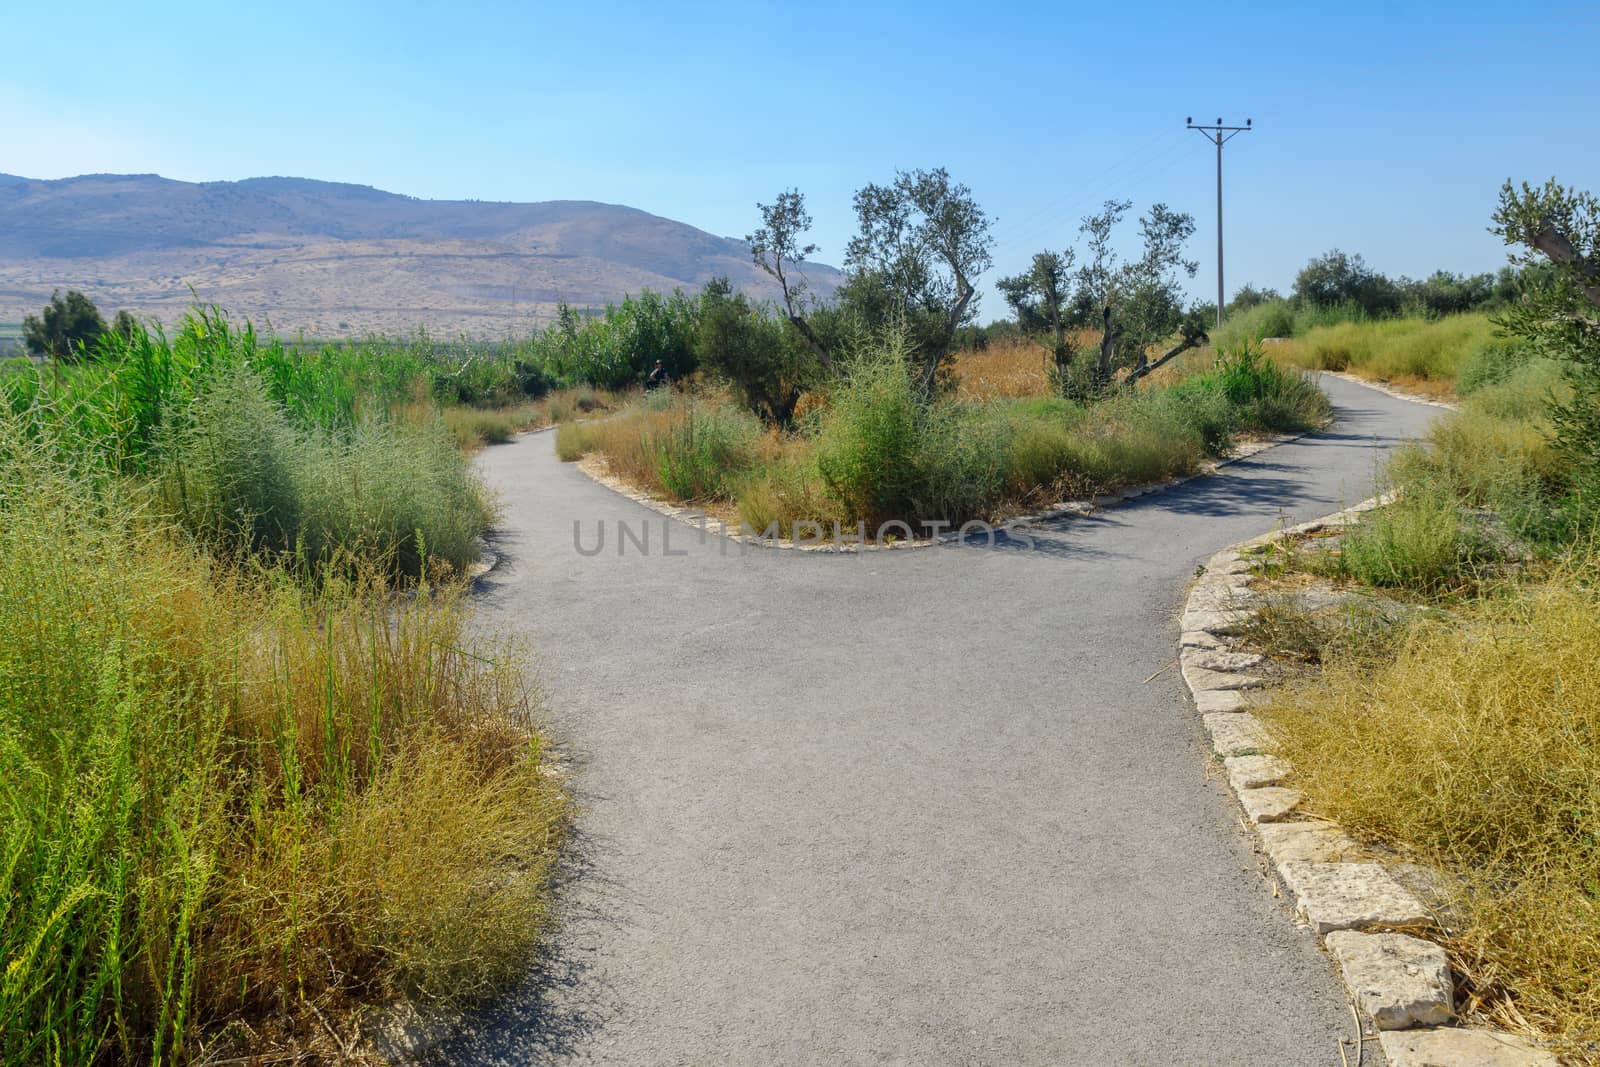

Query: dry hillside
[0,173,842,337]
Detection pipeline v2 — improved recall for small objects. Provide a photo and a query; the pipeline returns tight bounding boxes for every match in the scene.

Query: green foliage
[1293,249,1401,317]
[1012,199,1202,390]
[811,349,1009,529]
[694,277,818,425]
[841,167,995,392]
[1493,178,1600,497]
[650,403,761,501]
[156,366,491,578]
[1456,334,1538,394]
[1193,340,1332,435]
[1335,485,1499,594]
[0,423,561,1063]
[997,250,1074,365]
[1400,268,1518,318]
[536,290,699,390]
[1389,359,1576,548]
[1213,300,1297,347]
[1226,284,1281,315]
[814,342,926,526]
[21,289,109,360]
[1281,313,1512,386]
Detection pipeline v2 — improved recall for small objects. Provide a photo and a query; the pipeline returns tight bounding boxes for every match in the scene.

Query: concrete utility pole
[1186,116,1252,327]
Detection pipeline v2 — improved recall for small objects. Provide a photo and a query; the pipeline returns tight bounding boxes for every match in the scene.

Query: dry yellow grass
[1258,572,1600,1057]
[557,404,677,483]
[407,386,625,451]
[953,337,1090,399]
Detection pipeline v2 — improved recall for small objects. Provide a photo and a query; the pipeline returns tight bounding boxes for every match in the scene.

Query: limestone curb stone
[1202,712,1268,756]
[1280,861,1433,934]
[1237,786,1304,824]
[1179,488,1558,1060]
[1181,663,1263,692]
[1377,1028,1559,1067]
[1223,753,1290,791]
[1193,688,1249,714]
[1181,648,1263,672]
[1180,629,1227,650]
[1325,931,1453,1030]
[465,539,499,580]
[1179,608,1250,635]
[1256,819,1361,864]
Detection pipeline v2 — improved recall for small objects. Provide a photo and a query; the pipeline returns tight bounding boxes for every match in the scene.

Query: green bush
[695,277,819,425]
[814,344,925,527]
[651,404,761,501]
[1287,313,1503,385]
[1386,359,1576,548]
[157,366,491,577]
[1213,300,1297,348]
[535,292,699,390]
[1337,485,1498,594]
[910,403,1010,524]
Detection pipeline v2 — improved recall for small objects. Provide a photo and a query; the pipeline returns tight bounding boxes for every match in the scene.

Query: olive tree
[748,189,834,373]
[843,167,994,395]
[998,249,1076,381]
[1062,200,1202,391]
[694,277,819,427]
[1492,178,1600,474]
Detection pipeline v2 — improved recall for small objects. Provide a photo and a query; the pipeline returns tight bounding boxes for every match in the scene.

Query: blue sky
[5,1,1597,315]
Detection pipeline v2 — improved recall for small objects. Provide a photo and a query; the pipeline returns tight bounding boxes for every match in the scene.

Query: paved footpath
[433,375,1438,1066]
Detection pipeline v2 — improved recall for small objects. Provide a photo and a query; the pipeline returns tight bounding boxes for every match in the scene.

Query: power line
[1185,115,1253,327]
[988,128,1177,245]
[988,137,1193,266]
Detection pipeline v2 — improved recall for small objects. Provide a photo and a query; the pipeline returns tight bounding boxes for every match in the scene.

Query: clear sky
[5,0,1597,315]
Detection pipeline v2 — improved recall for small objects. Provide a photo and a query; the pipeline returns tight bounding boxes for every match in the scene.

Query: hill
[0,173,843,338]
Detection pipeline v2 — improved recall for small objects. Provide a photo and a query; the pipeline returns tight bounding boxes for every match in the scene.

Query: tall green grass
[0,416,565,1065]
[156,366,492,576]
[1288,314,1505,383]
[0,300,697,474]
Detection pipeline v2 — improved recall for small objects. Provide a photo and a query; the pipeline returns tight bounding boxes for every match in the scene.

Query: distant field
[0,323,21,358]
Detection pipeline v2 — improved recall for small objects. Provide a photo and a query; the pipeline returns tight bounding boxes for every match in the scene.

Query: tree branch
[1124,331,1208,385]
[1532,221,1600,310]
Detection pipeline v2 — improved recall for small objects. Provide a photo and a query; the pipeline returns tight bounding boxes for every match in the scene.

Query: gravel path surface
[433,374,1437,1065]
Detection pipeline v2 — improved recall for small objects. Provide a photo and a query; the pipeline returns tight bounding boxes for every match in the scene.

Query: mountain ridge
[0,173,842,337]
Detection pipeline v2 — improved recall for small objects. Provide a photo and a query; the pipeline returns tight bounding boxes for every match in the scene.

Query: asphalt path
[433,374,1438,1066]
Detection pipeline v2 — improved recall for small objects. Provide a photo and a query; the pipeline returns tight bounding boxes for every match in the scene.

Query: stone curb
[1178,498,1556,1065]
[569,432,1304,553]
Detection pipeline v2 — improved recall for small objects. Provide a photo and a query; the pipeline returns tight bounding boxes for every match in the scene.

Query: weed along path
[437,374,1438,1066]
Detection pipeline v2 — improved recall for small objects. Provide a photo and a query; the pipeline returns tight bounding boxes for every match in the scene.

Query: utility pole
[1186,116,1252,328]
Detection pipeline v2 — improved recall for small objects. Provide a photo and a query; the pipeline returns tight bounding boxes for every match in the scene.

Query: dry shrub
[1259,573,1600,1053]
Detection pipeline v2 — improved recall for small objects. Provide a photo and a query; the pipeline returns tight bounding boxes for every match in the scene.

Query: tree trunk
[1049,297,1068,380]
[768,385,803,430]
[1095,304,1117,388]
[921,281,976,398]
[788,314,834,374]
